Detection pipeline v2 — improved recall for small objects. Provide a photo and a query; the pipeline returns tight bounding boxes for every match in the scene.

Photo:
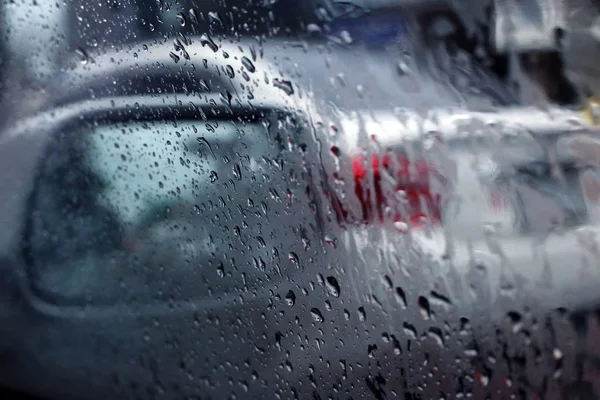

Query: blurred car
[1,30,600,400]
[326,107,599,303]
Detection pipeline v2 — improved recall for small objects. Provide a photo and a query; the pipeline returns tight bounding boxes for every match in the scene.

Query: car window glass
[24,118,283,305]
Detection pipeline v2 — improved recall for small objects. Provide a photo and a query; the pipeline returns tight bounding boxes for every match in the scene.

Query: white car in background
[321,105,600,310]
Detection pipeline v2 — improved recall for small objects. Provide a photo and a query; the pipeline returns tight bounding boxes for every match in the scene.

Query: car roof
[47,32,516,113]
[331,105,591,153]
[53,37,305,112]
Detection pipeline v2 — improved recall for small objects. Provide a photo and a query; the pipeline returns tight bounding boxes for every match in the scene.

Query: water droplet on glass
[209,171,218,183]
[397,59,412,76]
[383,275,393,291]
[395,287,407,309]
[200,33,218,53]
[284,360,293,373]
[169,51,180,63]
[506,311,523,333]
[306,23,322,35]
[475,370,490,387]
[325,276,340,298]
[208,11,223,25]
[288,252,299,264]
[324,235,337,248]
[232,163,241,180]
[430,291,453,308]
[428,327,445,347]
[403,322,417,339]
[459,317,471,335]
[176,12,186,26]
[188,8,199,24]
[392,335,402,355]
[464,347,479,358]
[274,79,294,95]
[310,308,324,323]
[418,296,431,320]
[340,30,352,44]
[75,48,89,64]
[367,344,377,358]
[225,64,235,79]
[358,306,366,322]
[241,56,256,73]
[285,290,296,306]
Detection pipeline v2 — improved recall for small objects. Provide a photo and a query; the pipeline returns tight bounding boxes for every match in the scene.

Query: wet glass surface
[2,1,600,399]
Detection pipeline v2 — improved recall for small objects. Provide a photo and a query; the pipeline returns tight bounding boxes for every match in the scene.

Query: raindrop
[176,12,186,26]
[418,296,431,320]
[383,275,392,291]
[553,348,563,360]
[288,252,299,264]
[197,137,216,159]
[475,369,490,387]
[459,317,471,335]
[395,287,407,309]
[274,79,294,95]
[397,59,410,75]
[367,344,377,358]
[200,33,218,52]
[208,11,223,25]
[428,327,445,347]
[285,290,296,306]
[324,235,337,248]
[358,306,366,322]
[209,171,218,183]
[232,163,241,180]
[391,335,402,355]
[430,291,453,308]
[75,48,89,64]
[241,56,256,73]
[464,347,479,358]
[506,311,523,333]
[403,322,417,339]
[310,308,324,323]
[340,30,353,44]
[343,309,350,320]
[284,360,293,373]
[188,8,199,24]
[225,65,235,79]
[325,276,340,298]
[306,23,322,35]
[169,51,180,63]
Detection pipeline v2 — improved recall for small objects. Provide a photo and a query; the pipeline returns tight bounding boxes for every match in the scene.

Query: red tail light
[344,152,443,228]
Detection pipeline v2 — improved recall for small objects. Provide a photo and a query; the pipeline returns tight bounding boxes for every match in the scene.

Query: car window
[23,117,281,305]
